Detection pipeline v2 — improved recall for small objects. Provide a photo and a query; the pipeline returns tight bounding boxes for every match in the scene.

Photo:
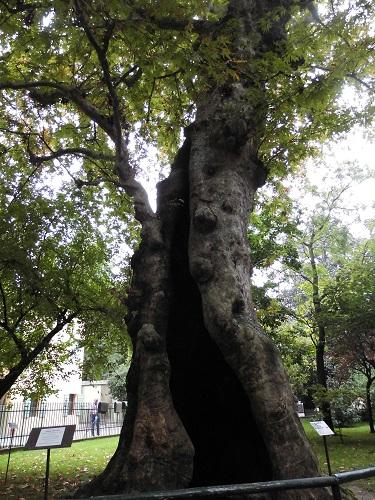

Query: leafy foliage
[312,384,363,428]
[272,321,316,396]
[0,0,373,181]
[0,160,131,398]
[107,354,129,402]
[324,241,375,376]
[249,183,301,269]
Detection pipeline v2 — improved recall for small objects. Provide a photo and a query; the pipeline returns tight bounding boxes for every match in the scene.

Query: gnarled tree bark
[76,1,339,499]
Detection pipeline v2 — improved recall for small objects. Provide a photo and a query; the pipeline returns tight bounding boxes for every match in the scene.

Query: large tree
[0,0,373,497]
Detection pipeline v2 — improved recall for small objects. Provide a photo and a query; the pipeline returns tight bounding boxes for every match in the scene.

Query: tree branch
[0,1,45,13]
[12,304,37,333]
[0,319,29,360]
[146,78,156,123]
[28,311,78,361]
[311,66,374,92]
[146,69,183,122]
[346,72,374,92]
[0,80,114,137]
[0,280,9,329]
[128,6,216,34]
[304,1,323,24]
[74,0,155,223]
[298,272,314,285]
[103,20,116,54]
[27,146,115,165]
[0,310,79,398]
[115,65,143,88]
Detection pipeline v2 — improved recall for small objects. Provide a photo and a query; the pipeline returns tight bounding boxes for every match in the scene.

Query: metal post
[86,408,89,438]
[4,428,14,485]
[44,448,51,500]
[20,404,26,447]
[331,481,342,500]
[323,435,332,475]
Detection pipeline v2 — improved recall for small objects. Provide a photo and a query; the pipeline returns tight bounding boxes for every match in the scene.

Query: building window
[67,394,77,415]
[30,399,39,416]
[24,399,39,417]
[68,393,76,415]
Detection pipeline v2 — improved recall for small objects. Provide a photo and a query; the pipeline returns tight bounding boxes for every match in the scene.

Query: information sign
[309,420,334,436]
[25,424,75,450]
[24,425,76,500]
[309,420,334,475]
[36,427,65,448]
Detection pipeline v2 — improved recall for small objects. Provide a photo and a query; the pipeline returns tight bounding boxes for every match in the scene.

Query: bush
[107,363,128,402]
[332,397,362,428]
[312,385,362,428]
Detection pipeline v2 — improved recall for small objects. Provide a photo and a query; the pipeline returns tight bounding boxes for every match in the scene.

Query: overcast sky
[290,127,375,238]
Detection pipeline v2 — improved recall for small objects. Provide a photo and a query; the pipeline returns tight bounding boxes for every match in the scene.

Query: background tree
[0,160,131,399]
[0,0,374,497]
[107,354,129,402]
[298,208,353,429]
[256,137,375,428]
[325,240,375,432]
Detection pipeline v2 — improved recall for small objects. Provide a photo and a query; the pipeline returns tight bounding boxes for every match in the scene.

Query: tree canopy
[0,0,373,193]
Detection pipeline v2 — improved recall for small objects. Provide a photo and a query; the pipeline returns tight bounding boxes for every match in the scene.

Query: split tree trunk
[76,131,332,499]
[76,1,337,498]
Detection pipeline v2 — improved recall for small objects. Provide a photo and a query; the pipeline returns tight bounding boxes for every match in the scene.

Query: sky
[137,125,375,232]
[252,126,375,288]
[289,127,375,238]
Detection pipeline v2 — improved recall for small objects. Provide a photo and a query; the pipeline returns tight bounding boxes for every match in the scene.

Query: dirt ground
[348,486,375,499]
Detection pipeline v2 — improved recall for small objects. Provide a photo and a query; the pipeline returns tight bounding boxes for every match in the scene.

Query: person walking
[90,398,100,437]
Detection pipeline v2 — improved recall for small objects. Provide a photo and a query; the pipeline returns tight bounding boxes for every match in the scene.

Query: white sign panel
[310,421,334,436]
[296,402,305,417]
[35,427,65,447]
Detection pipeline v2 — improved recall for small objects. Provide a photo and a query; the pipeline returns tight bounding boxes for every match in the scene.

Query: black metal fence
[74,467,375,500]
[0,401,126,449]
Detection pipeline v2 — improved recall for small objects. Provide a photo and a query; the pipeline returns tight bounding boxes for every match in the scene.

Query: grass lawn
[0,423,374,498]
[0,436,119,498]
[302,420,375,492]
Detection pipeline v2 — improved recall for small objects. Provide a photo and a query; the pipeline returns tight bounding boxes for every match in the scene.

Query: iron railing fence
[0,401,126,449]
[72,467,375,500]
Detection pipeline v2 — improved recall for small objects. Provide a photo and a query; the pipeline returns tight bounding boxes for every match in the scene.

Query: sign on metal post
[310,421,334,475]
[24,425,76,500]
[310,421,334,437]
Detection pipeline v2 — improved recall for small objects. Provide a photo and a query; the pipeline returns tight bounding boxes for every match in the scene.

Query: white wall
[81,380,112,404]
